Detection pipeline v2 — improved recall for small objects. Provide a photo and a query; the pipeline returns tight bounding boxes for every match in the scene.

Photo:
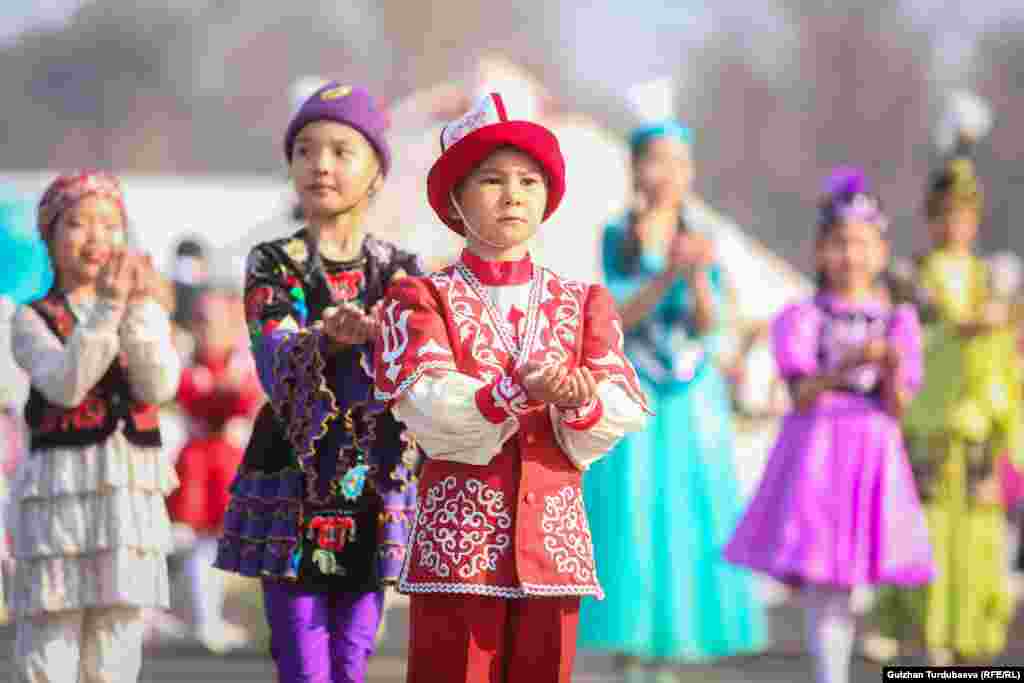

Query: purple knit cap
[284,82,392,176]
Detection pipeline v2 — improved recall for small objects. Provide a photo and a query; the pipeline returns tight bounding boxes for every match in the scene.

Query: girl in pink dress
[724,169,934,683]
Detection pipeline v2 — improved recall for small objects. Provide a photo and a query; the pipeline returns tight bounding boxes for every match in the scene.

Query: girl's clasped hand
[844,338,900,373]
[794,338,904,413]
[668,229,715,274]
[96,249,164,305]
[317,301,383,350]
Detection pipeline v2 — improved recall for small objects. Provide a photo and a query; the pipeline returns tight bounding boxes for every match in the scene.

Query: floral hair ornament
[819,167,889,233]
[37,170,126,242]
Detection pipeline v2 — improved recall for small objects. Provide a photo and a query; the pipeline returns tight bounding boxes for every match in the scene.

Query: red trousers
[406,594,581,683]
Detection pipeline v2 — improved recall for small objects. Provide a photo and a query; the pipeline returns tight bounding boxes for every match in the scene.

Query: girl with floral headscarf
[8,170,181,681]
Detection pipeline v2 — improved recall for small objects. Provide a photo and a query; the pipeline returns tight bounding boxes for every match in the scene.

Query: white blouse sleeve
[119,298,181,404]
[392,372,518,467]
[551,380,649,471]
[11,300,124,408]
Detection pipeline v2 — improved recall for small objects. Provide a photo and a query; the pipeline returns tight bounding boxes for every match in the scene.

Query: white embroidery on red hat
[440,93,508,151]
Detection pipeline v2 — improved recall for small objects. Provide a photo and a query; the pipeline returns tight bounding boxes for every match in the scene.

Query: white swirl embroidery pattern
[541,485,596,583]
[435,270,507,384]
[490,375,540,416]
[415,476,513,579]
[532,272,584,366]
[379,299,412,385]
[588,318,651,414]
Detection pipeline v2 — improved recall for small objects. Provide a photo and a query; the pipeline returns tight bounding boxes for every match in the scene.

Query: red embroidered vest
[23,293,162,451]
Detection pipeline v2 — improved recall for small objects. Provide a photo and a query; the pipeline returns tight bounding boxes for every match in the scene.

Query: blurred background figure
[0,295,25,625]
[726,169,934,683]
[165,288,262,652]
[169,236,212,355]
[0,188,51,623]
[874,93,1022,666]
[988,251,1024,524]
[578,104,766,681]
[0,188,53,310]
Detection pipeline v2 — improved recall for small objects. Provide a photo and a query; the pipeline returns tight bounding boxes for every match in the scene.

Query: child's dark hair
[925,156,982,221]
[815,167,889,290]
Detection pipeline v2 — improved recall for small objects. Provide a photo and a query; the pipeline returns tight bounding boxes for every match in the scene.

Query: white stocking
[804,584,855,683]
[185,534,223,633]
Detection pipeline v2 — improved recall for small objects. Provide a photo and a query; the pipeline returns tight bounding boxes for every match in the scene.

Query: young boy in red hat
[374,93,651,683]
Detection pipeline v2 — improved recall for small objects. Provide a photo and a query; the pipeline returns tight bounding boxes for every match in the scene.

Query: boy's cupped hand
[519,361,600,409]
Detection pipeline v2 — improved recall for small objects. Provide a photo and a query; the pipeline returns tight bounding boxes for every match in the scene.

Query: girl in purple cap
[724,169,934,683]
[213,82,424,683]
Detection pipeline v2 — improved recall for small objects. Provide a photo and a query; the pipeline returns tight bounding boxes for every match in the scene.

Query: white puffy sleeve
[12,300,124,408]
[551,380,649,471]
[392,372,519,467]
[119,298,181,404]
[551,284,652,471]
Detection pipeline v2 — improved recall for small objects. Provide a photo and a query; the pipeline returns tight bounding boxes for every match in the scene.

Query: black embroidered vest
[23,293,162,451]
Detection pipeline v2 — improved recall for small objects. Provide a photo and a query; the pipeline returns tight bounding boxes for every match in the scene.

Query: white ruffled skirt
[7,430,178,617]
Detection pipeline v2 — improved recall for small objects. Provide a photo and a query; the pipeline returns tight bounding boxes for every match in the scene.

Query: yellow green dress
[876,248,1022,658]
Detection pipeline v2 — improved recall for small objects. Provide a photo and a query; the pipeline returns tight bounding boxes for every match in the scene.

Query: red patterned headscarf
[37,170,127,242]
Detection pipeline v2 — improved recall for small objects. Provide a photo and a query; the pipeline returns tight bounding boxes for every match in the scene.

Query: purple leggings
[261,579,385,683]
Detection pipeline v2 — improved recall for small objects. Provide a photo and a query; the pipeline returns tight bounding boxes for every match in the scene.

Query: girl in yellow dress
[876,148,1022,665]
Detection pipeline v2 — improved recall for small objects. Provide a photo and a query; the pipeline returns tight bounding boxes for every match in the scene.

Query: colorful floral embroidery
[312,549,341,574]
[71,395,108,430]
[281,271,300,289]
[228,234,423,583]
[326,270,365,302]
[290,286,307,322]
[337,463,369,501]
[245,286,274,323]
[309,515,357,552]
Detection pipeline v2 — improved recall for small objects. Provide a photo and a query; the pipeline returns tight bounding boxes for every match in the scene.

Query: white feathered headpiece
[935,90,993,153]
[625,76,676,124]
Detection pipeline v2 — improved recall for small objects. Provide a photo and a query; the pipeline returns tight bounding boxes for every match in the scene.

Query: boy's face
[454,146,548,250]
[290,121,381,220]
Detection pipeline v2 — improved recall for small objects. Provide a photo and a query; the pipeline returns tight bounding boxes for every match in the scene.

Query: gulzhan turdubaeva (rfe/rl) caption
[884,668,1023,680]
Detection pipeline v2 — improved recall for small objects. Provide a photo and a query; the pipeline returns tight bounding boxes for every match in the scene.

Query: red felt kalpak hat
[427,92,566,234]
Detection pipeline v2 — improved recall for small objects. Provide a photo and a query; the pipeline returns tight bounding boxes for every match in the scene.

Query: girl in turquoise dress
[578,122,766,679]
